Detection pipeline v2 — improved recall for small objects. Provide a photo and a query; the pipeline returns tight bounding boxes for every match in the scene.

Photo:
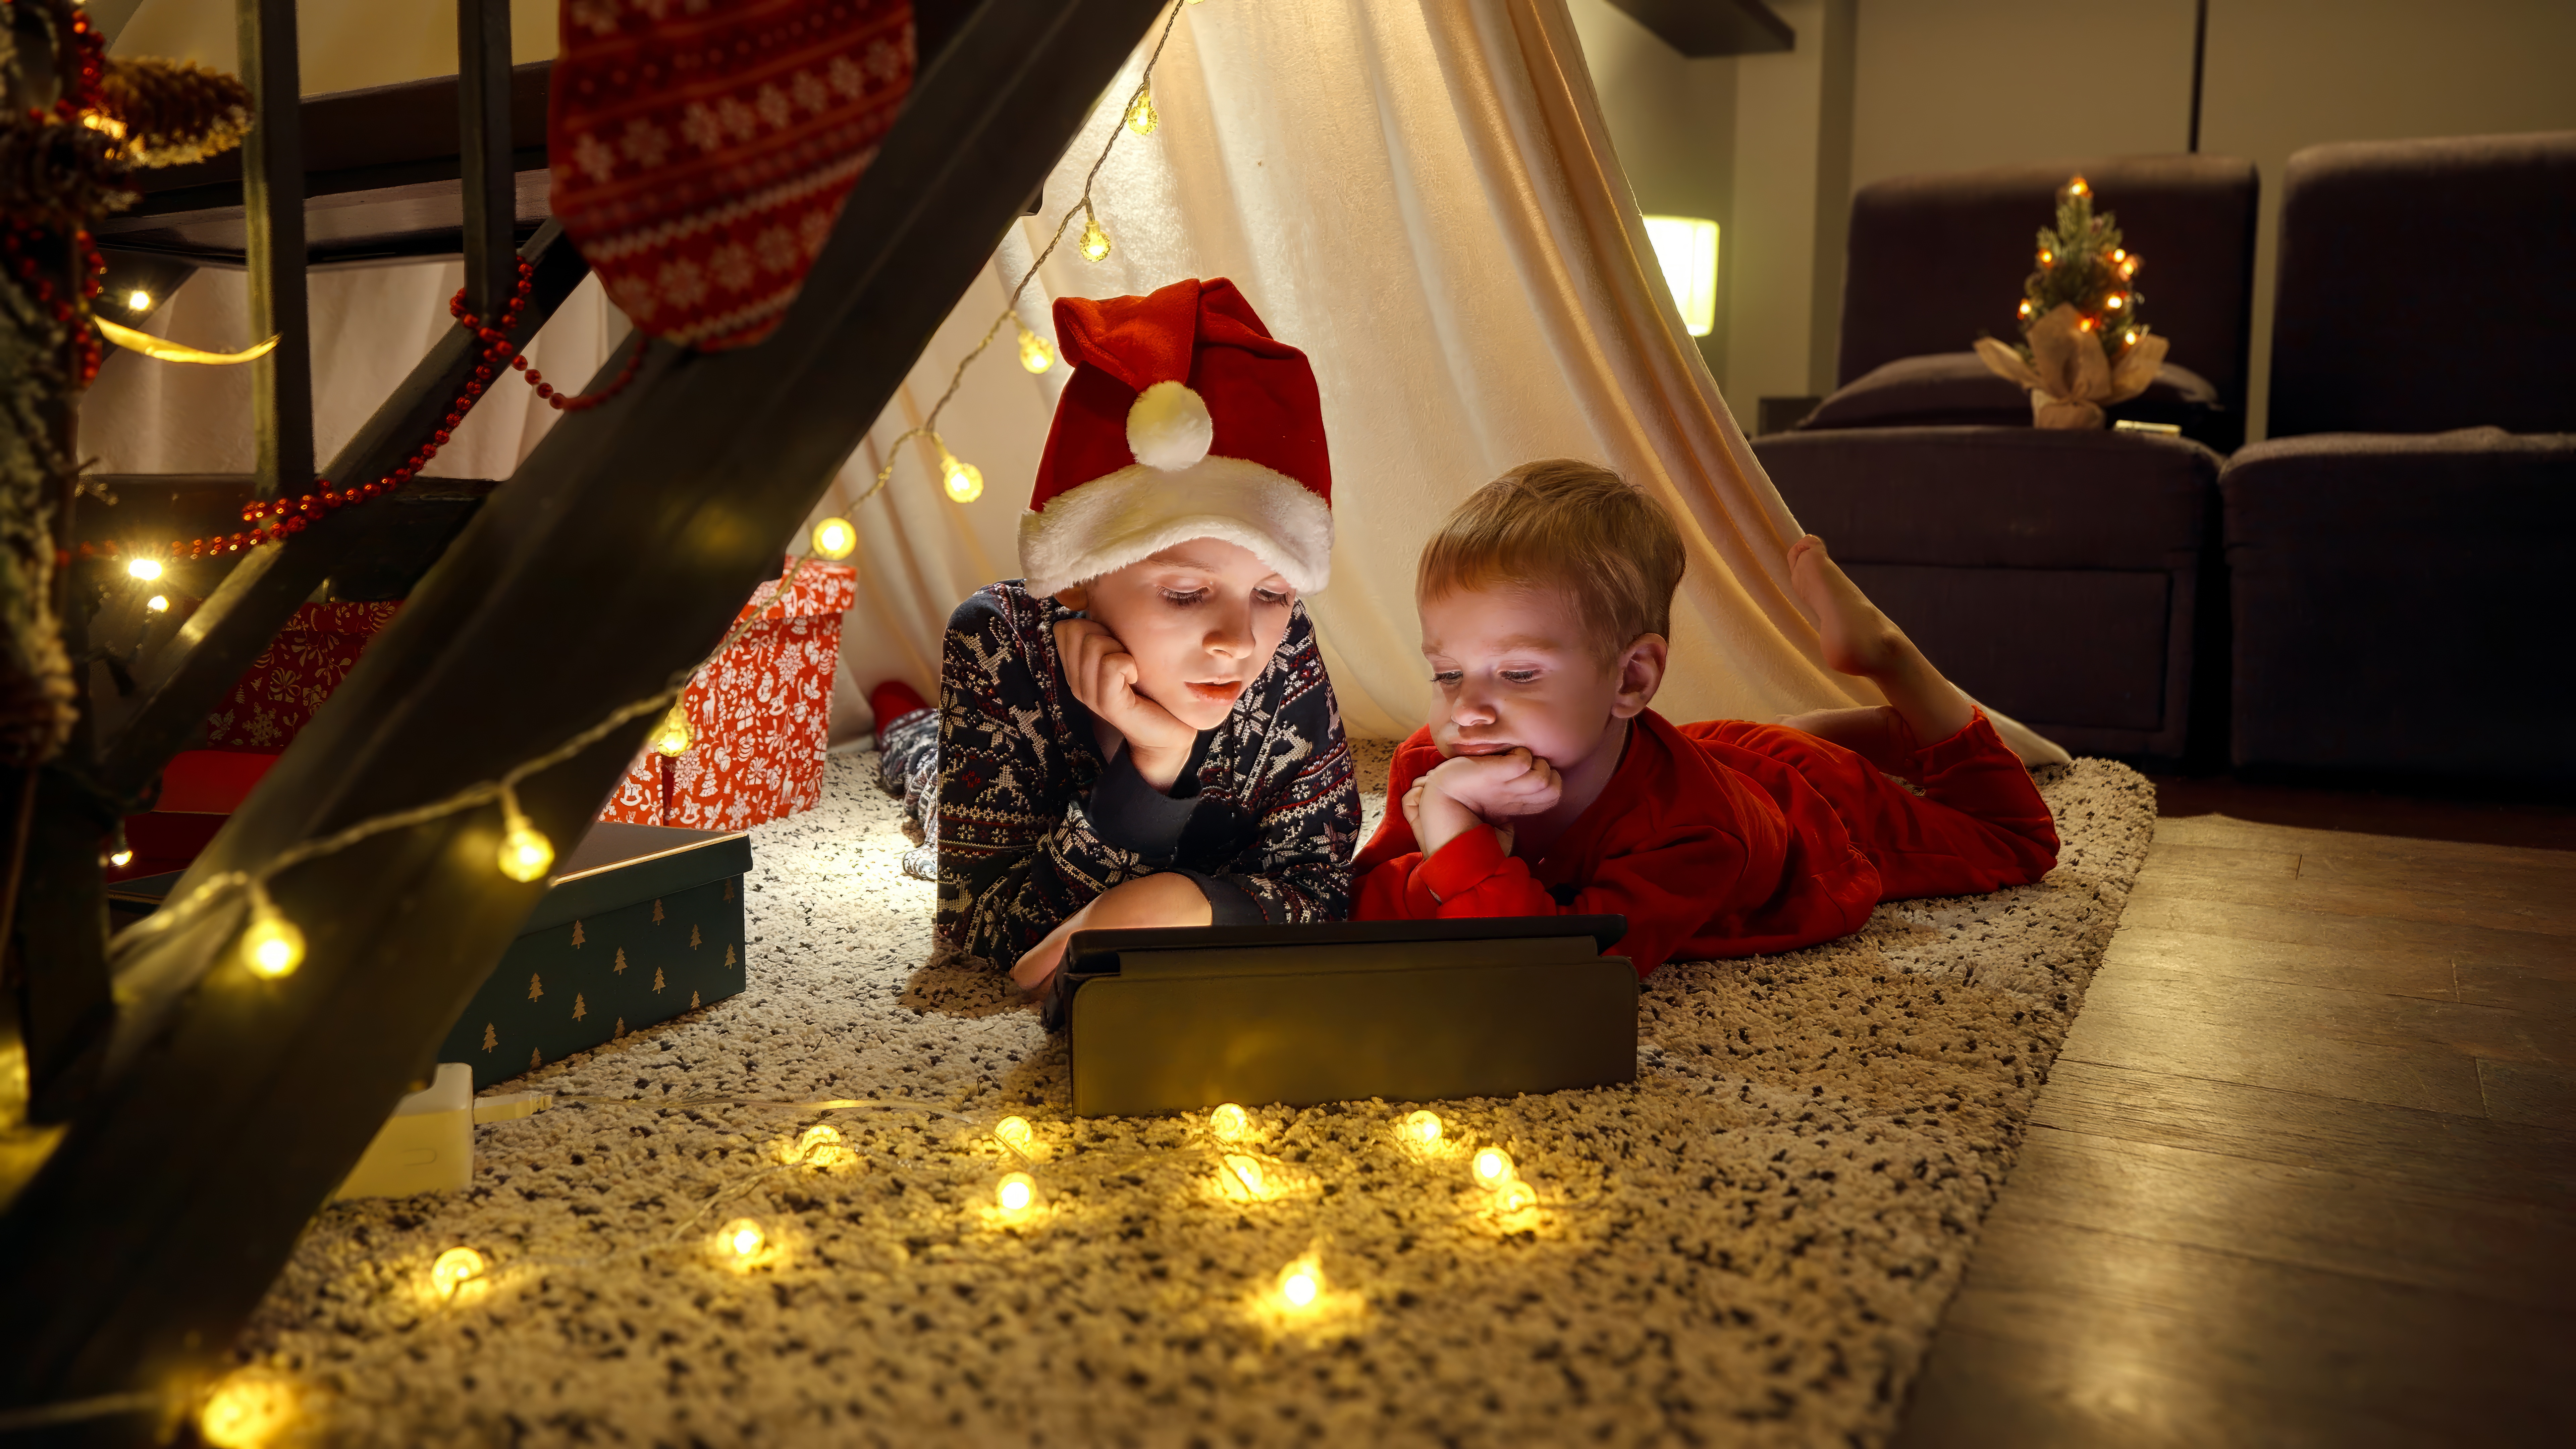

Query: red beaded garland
[100,256,546,568]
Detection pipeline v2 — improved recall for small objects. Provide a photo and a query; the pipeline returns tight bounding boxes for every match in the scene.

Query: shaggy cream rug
[235,746,2152,1447]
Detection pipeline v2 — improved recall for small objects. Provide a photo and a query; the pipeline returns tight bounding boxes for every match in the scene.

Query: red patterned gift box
[201,599,403,751]
[599,558,856,831]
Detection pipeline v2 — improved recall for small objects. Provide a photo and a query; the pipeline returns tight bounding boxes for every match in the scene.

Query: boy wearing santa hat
[872,278,1358,993]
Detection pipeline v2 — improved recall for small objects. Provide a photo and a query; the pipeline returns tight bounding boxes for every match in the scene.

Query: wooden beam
[235,0,314,499]
[0,0,1167,1423]
[1601,0,1793,57]
[94,223,591,804]
[456,0,516,321]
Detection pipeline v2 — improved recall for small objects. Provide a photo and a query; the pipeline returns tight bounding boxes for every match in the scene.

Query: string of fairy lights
[0,2,1585,1441]
[853,0,1191,509]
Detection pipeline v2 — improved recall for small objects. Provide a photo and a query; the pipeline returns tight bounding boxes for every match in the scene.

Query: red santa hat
[1020,278,1332,597]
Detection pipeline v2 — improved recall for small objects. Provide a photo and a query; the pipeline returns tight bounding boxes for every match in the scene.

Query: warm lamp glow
[430,1246,485,1300]
[126,288,153,311]
[108,848,134,867]
[1641,215,1720,338]
[1017,327,1055,373]
[1277,1255,1322,1308]
[1472,1147,1515,1185]
[496,813,554,883]
[1124,87,1159,137]
[997,1172,1037,1212]
[197,1372,295,1449]
[995,1115,1034,1150]
[147,594,169,612]
[1079,212,1112,263]
[796,1124,844,1162]
[1222,1153,1267,1197]
[126,556,162,581]
[651,701,694,757]
[721,1218,765,1259]
[1402,1110,1443,1146]
[810,517,857,560]
[1209,1103,1249,1142]
[1494,1180,1539,1212]
[240,895,305,979]
[940,454,983,503]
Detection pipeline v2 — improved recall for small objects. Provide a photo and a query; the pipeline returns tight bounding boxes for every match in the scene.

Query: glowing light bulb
[2106,294,2125,310]
[430,1246,485,1300]
[940,454,983,503]
[126,556,162,581]
[2069,176,2089,196]
[1124,87,1160,137]
[2112,248,2126,261]
[651,700,694,757]
[147,594,169,612]
[1403,1110,1443,1146]
[810,516,856,560]
[108,848,133,867]
[1277,1257,1321,1308]
[126,288,153,311]
[995,1115,1034,1150]
[197,1372,296,1449]
[1210,1103,1249,1141]
[1079,211,1112,263]
[1017,326,1055,373]
[2124,330,2139,345]
[2121,256,2140,278]
[1223,1154,1267,1196]
[796,1124,844,1163]
[1495,1180,1538,1212]
[496,812,554,883]
[2079,316,2095,331]
[2017,300,2032,317]
[240,895,305,979]
[997,1172,1037,1212]
[2037,249,2054,266]
[1472,1147,1515,1185]
[722,1217,765,1259]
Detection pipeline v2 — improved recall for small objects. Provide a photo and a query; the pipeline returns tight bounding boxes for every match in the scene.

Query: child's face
[1417,582,1629,766]
[1074,537,1298,732]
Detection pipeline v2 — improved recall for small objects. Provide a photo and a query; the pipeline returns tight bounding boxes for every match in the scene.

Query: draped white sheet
[88,0,2065,760]
[823,0,2065,759]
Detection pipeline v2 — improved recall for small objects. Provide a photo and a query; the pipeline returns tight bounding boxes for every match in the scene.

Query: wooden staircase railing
[0,0,1166,1434]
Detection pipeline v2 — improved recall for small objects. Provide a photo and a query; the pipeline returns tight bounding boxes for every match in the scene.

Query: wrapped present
[201,599,402,751]
[108,821,751,1092]
[599,558,856,831]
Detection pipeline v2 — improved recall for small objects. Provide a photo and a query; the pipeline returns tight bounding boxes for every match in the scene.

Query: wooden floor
[1895,777,2576,1448]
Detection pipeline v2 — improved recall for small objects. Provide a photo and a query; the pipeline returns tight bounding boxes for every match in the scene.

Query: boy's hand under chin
[1055,618,1199,791]
[1415,748,1562,856]
[1011,871,1213,994]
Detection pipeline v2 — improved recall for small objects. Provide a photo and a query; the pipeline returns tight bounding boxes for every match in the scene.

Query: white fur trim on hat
[1127,380,1214,471]
[1019,455,1332,597]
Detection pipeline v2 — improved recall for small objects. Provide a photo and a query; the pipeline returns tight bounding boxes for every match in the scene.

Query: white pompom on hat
[1019,278,1332,597]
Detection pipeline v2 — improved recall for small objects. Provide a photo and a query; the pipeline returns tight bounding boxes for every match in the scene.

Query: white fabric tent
[91,0,2064,759]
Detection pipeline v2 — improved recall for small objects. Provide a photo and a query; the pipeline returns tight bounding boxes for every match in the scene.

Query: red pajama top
[1352,708,2058,975]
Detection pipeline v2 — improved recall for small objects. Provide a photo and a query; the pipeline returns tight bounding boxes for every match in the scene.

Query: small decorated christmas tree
[2012,175,2150,364]
[1976,175,2170,429]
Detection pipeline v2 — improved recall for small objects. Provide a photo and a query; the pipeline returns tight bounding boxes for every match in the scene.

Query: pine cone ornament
[97,57,252,169]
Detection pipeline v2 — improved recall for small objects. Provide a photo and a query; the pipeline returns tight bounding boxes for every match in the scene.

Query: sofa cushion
[1797,352,2225,443]
[1756,426,2223,759]
[2269,132,2576,437]
[2222,428,2576,781]
[1756,426,2221,571]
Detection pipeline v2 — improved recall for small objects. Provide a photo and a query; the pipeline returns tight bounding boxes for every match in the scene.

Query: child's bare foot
[1784,534,1975,744]
[1786,535,1906,678]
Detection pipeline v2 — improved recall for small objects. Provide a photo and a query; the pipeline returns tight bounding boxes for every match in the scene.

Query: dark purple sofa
[1756,155,2259,762]
[2220,131,2576,786]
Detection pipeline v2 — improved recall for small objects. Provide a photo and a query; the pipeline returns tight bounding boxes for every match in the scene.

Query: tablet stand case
[1055,916,1634,1117]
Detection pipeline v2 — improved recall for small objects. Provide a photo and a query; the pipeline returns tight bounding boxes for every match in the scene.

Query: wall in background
[1565,0,1741,397]
[1720,0,1854,411]
[2199,0,2576,438]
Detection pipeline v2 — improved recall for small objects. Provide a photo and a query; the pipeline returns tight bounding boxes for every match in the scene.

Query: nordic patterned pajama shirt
[878,581,1360,968]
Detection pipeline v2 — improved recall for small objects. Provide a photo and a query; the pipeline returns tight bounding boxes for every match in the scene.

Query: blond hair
[1416,460,1686,658]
